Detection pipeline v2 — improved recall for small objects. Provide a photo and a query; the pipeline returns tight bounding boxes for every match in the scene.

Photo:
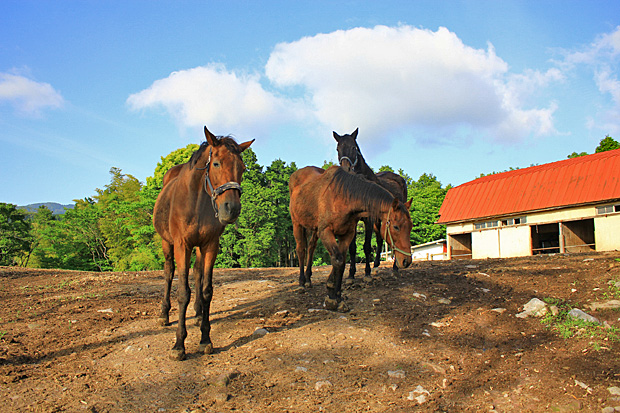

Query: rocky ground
[1,251,620,412]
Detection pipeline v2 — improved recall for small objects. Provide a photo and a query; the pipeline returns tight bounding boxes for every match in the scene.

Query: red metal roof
[436,148,620,224]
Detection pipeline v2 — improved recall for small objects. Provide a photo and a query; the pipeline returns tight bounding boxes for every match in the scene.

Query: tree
[595,135,619,153]
[0,203,33,266]
[407,174,449,245]
[567,151,588,159]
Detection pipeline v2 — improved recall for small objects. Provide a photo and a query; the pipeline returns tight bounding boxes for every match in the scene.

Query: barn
[436,149,620,260]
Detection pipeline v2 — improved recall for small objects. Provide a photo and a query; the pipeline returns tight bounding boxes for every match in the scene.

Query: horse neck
[356,156,378,182]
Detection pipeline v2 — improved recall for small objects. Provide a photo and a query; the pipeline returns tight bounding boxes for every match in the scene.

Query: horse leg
[293,223,308,287]
[321,229,351,312]
[159,240,174,326]
[305,229,318,288]
[198,243,218,355]
[193,248,204,325]
[346,233,356,282]
[171,243,191,361]
[374,229,383,269]
[363,218,374,278]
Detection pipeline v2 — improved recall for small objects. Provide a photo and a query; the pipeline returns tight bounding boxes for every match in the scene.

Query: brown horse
[334,129,408,278]
[153,126,254,360]
[289,165,413,311]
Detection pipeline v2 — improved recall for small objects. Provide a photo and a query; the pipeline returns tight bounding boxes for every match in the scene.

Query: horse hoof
[363,276,373,283]
[158,317,170,327]
[194,316,203,326]
[324,297,339,311]
[305,281,313,289]
[170,348,186,361]
[337,300,350,313]
[344,278,354,285]
[199,343,214,355]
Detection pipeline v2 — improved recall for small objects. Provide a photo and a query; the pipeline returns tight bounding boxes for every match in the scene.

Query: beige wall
[595,214,620,251]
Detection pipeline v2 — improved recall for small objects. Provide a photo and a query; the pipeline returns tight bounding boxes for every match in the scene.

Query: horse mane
[188,135,243,168]
[328,167,397,221]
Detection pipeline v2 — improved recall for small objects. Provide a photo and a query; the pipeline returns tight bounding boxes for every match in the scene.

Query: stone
[387,370,406,379]
[315,380,332,391]
[589,300,620,311]
[516,298,548,318]
[568,308,600,324]
[253,328,269,337]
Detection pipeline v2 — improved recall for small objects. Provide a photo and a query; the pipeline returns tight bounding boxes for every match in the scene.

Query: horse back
[376,171,407,202]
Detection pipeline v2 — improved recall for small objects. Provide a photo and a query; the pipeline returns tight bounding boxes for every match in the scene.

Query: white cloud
[129,25,561,146]
[562,26,620,136]
[265,25,558,143]
[0,72,64,116]
[127,64,305,137]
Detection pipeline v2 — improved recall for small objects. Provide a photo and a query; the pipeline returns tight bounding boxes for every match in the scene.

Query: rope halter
[383,206,412,259]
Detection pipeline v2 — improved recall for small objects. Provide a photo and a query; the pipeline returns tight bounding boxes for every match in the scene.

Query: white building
[437,149,620,260]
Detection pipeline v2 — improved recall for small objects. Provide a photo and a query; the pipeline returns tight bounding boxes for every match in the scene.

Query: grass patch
[541,297,620,348]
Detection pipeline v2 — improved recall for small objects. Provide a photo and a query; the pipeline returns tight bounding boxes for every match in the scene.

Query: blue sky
[1,1,619,205]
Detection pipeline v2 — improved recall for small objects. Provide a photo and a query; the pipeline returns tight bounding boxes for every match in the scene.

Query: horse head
[333,128,360,172]
[381,197,413,269]
[196,126,254,224]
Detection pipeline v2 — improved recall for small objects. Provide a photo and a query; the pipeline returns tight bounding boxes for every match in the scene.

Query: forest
[0,145,449,271]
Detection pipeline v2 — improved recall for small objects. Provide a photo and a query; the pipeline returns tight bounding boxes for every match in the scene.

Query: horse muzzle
[395,254,412,269]
[217,199,241,224]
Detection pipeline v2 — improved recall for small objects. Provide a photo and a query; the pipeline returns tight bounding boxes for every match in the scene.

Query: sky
[1,1,620,206]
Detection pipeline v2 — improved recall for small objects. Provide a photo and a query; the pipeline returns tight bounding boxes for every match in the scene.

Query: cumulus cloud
[265,25,559,143]
[129,25,561,146]
[127,64,305,137]
[0,72,64,116]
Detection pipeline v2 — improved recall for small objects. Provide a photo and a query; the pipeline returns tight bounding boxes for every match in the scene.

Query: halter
[196,147,242,218]
[338,147,360,170]
[383,207,412,259]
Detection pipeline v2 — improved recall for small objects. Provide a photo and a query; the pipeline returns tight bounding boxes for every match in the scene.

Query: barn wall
[444,203,620,259]
[595,214,620,251]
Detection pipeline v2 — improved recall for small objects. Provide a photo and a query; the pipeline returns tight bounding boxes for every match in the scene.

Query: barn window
[597,205,615,214]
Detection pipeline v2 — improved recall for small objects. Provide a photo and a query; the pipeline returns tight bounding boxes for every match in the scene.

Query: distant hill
[19,202,74,215]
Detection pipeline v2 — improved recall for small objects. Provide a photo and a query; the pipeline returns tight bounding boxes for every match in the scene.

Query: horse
[289,165,413,311]
[153,126,254,360]
[334,129,408,279]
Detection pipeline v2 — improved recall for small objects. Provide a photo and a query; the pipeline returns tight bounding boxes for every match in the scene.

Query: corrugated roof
[436,148,620,224]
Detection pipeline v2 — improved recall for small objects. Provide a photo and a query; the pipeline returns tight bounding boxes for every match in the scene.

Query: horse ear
[391,197,399,210]
[333,131,341,142]
[204,126,218,146]
[238,139,255,153]
[351,128,359,140]
[405,198,413,210]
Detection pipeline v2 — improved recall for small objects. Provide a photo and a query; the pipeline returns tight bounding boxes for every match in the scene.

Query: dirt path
[1,252,620,412]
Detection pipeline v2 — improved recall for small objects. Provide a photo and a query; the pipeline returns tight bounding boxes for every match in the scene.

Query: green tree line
[1,146,449,271]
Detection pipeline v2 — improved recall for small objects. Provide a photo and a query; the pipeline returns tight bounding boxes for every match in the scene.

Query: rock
[295,366,308,372]
[315,380,332,391]
[407,385,430,404]
[608,386,620,396]
[252,328,269,337]
[491,308,506,314]
[437,298,451,305]
[516,298,548,318]
[589,300,620,311]
[388,370,406,379]
[412,293,427,300]
[568,308,600,324]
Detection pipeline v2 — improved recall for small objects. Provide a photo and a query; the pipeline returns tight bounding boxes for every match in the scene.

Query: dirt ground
[2,252,620,412]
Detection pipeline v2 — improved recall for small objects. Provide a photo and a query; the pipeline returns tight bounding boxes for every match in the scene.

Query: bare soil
[2,252,620,412]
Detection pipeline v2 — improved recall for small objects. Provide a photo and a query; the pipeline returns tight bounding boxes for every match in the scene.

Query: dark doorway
[531,223,560,254]
[449,233,472,260]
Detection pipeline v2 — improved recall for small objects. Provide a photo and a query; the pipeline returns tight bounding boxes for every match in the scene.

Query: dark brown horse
[153,126,254,360]
[334,129,408,278]
[289,165,413,311]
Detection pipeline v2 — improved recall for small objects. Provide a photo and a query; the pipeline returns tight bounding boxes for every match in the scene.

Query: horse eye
[213,161,220,168]
[393,225,400,231]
